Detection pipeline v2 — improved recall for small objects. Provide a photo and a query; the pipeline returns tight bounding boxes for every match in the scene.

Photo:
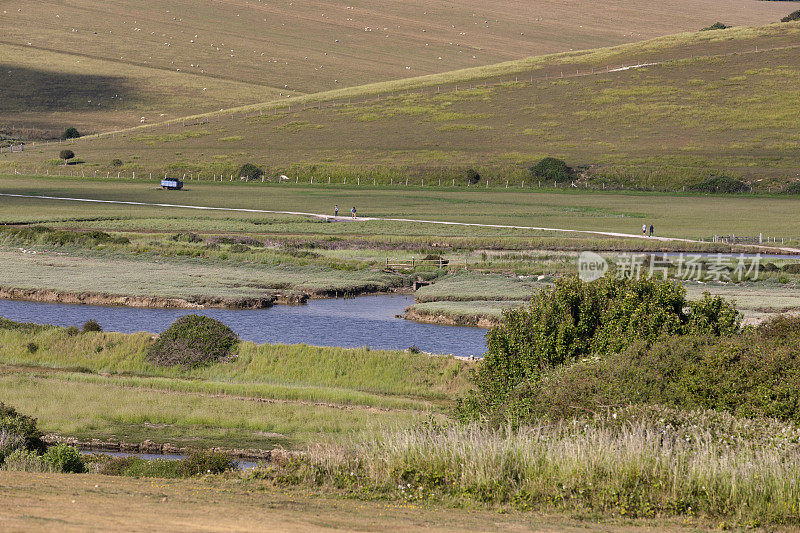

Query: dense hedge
[457,276,741,423]
[147,315,239,367]
[522,315,800,423]
[688,175,750,193]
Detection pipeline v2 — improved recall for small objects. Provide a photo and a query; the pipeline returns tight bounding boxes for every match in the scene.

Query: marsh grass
[271,409,800,524]
[0,328,469,401]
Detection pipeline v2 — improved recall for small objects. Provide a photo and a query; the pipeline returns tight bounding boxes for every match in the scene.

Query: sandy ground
[0,471,707,532]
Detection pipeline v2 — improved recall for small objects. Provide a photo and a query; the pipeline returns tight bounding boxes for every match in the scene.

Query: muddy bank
[403,307,498,329]
[0,286,307,309]
[42,434,300,462]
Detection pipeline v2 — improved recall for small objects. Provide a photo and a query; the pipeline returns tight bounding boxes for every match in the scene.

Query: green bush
[61,127,81,140]
[465,168,480,185]
[688,175,750,193]
[237,163,263,181]
[525,318,800,423]
[1,449,52,472]
[0,403,45,457]
[781,263,800,274]
[81,319,102,333]
[701,22,730,31]
[43,443,86,473]
[147,315,239,367]
[98,451,235,478]
[179,450,236,476]
[59,149,75,165]
[111,158,123,167]
[457,276,740,423]
[26,342,38,354]
[785,182,800,195]
[781,9,800,22]
[529,157,574,183]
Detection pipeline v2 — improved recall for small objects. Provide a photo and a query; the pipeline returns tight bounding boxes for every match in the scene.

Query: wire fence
[4,166,799,195]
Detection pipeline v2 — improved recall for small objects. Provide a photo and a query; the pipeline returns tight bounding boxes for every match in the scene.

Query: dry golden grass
[0,0,791,134]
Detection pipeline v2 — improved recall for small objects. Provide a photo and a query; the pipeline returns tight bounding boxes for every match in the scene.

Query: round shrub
[81,319,102,333]
[147,315,239,367]
[529,157,574,183]
[59,149,75,165]
[237,163,263,181]
[781,263,800,274]
[43,443,86,473]
[61,127,81,140]
[111,158,123,167]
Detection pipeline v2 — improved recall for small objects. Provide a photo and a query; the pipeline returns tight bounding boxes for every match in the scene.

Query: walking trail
[2,192,799,255]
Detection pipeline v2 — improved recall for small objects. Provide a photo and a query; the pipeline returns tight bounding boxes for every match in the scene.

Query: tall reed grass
[267,410,800,524]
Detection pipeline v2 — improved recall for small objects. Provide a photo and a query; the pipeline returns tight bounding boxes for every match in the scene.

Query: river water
[0,294,487,358]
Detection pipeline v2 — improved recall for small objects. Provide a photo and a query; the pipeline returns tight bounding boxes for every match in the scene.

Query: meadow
[0,322,468,448]
[1,0,788,137]
[3,175,800,239]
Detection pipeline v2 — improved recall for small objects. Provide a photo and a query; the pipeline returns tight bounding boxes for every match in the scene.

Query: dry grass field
[7,23,800,188]
[0,471,706,533]
[0,0,791,136]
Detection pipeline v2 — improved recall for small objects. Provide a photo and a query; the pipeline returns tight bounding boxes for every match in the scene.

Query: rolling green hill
[6,22,800,190]
[0,0,791,137]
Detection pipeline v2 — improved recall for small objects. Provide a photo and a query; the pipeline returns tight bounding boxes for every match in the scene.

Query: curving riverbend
[0,294,487,358]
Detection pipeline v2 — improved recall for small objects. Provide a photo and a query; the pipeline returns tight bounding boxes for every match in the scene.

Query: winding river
[0,295,487,358]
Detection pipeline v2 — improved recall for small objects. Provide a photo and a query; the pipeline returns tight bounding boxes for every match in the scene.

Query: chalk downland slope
[8,23,800,189]
[0,0,792,136]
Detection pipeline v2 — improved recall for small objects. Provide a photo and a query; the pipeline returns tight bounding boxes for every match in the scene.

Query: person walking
[334,205,339,217]
[642,224,647,237]
[649,224,654,237]
[351,206,357,218]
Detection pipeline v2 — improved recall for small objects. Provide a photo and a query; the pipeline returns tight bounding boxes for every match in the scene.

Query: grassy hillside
[0,0,791,137]
[7,23,800,188]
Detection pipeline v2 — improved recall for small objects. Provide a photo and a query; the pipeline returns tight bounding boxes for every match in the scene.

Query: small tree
[466,168,481,185]
[782,9,800,23]
[59,149,75,166]
[701,22,729,31]
[529,157,574,183]
[237,163,263,181]
[61,127,80,140]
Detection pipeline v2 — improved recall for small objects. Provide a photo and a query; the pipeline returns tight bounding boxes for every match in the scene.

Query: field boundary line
[2,192,798,254]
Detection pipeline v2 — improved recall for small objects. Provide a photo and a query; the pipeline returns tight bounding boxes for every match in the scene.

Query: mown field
[1,0,789,136]
[2,175,800,239]
[6,23,800,188]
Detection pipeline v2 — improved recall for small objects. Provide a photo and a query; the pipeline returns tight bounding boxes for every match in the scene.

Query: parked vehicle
[161,179,183,190]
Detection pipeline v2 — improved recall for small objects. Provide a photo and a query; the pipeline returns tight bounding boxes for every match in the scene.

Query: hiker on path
[649,224,654,237]
[334,205,338,217]
[351,206,357,218]
[642,224,647,237]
